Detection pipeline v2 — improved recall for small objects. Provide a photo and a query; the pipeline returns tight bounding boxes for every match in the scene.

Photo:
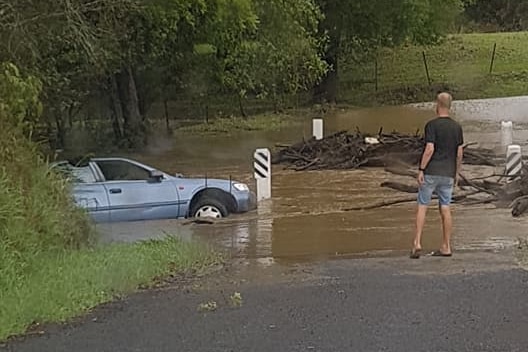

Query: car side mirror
[149,170,164,181]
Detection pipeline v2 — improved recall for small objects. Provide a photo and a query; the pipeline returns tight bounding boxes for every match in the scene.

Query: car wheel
[191,197,229,219]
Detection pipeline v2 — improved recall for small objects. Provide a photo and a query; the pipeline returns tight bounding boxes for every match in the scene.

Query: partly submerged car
[51,157,256,223]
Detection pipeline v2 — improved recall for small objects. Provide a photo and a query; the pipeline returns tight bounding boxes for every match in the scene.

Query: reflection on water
[101,96,528,261]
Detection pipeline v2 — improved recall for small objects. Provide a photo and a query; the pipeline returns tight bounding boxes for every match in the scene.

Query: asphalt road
[4,252,528,352]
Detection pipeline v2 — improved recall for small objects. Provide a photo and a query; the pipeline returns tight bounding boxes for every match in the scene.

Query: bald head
[435,92,452,116]
[436,92,452,109]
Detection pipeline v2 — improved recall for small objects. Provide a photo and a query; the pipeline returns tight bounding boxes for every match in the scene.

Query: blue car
[51,157,256,223]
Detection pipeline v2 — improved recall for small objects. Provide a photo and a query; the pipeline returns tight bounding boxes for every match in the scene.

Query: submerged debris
[274,129,528,217]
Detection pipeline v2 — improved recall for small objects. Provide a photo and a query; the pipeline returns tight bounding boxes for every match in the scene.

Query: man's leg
[412,176,434,257]
[439,205,453,254]
[413,205,428,251]
[435,177,454,255]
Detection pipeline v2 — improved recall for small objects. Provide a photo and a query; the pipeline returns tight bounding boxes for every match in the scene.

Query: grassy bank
[177,112,303,134]
[340,32,528,105]
[0,237,222,341]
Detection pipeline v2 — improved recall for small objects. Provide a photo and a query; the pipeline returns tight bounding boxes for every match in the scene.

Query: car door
[92,159,180,222]
[56,162,111,223]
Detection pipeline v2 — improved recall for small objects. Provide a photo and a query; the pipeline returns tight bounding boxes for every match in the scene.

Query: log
[181,219,216,225]
[459,195,498,206]
[511,195,528,217]
[295,158,320,171]
[458,173,496,195]
[384,167,417,178]
[343,191,478,211]
[343,196,418,211]
[381,181,417,193]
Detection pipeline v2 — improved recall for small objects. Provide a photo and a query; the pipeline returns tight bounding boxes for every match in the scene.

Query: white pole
[254,148,271,201]
[506,144,522,182]
[501,121,513,148]
[313,118,323,140]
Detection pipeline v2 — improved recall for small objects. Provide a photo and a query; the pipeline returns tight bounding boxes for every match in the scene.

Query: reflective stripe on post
[506,145,522,182]
[254,148,271,201]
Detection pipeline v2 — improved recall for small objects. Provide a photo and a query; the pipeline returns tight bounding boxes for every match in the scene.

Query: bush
[0,63,94,288]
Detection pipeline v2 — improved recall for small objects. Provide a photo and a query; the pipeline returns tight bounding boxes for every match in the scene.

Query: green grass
[340,32,528,105]
[177,112,301,134]
[0,237,222,341]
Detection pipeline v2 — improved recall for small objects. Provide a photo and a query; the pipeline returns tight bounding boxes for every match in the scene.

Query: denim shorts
[417,174,454,206]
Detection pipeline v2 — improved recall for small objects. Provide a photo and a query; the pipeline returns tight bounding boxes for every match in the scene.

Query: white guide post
[501,121,513,148]
[254,148,271,201]
[506,145,522,182]
[313,119,323,140]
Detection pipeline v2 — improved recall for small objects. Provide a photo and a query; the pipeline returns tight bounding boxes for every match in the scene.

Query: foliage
[0,237,222,341]
[0,64,93,279]
[0,63,42,131]
[0,0,328,148]
[213,0,327,106]
[462,0,528,32]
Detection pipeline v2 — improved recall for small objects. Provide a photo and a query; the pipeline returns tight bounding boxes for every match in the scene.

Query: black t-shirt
[423,117,464,178]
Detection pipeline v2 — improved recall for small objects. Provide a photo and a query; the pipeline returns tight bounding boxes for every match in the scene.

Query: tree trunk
[164,99,171,133]
[312,1,341,104]
[314,50,339,104]
[116,66,144,148]
[54,114,66,150]
[108,76,124,142]
[238,95,247,118]
[132,67,150,122]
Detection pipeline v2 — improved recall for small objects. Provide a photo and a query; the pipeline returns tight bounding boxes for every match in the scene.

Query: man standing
[410,92,464,259]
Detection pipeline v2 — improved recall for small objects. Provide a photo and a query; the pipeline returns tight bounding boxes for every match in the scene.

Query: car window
[54,164,97,183]
[96,160,151,181]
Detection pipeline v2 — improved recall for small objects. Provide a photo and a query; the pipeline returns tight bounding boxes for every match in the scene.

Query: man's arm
[456,145,464,185]
[417,142,434,185]
[456,125,464,186]
[419,143,435,171]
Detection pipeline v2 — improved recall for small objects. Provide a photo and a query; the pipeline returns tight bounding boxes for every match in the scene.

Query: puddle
[99,96,528,261]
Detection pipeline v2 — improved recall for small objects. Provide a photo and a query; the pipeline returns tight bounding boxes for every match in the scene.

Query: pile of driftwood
[367,164,528,218]
[272,130,501,171]
[272,130,528,217]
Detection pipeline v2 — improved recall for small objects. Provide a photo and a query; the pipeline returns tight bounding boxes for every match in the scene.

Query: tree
[314,0,464,103]
[210,0,328,114]
[463,0,528,32]
[0,0,329,149]
[0,0,137,148]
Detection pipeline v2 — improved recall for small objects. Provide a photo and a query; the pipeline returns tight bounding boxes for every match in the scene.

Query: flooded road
[100,96,528,261]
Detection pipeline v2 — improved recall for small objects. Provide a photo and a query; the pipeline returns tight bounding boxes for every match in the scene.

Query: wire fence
[339,36,528,103]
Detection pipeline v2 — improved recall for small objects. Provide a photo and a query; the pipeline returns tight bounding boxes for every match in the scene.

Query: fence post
[254,148,271,201]
[422,51,431,87]
[375,58,378,92]
[489,42,497,75]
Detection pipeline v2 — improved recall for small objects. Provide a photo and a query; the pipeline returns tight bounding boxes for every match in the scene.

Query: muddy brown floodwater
[99,96,528,263]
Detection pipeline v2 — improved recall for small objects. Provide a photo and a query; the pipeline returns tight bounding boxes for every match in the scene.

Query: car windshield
[53,163,96,183]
